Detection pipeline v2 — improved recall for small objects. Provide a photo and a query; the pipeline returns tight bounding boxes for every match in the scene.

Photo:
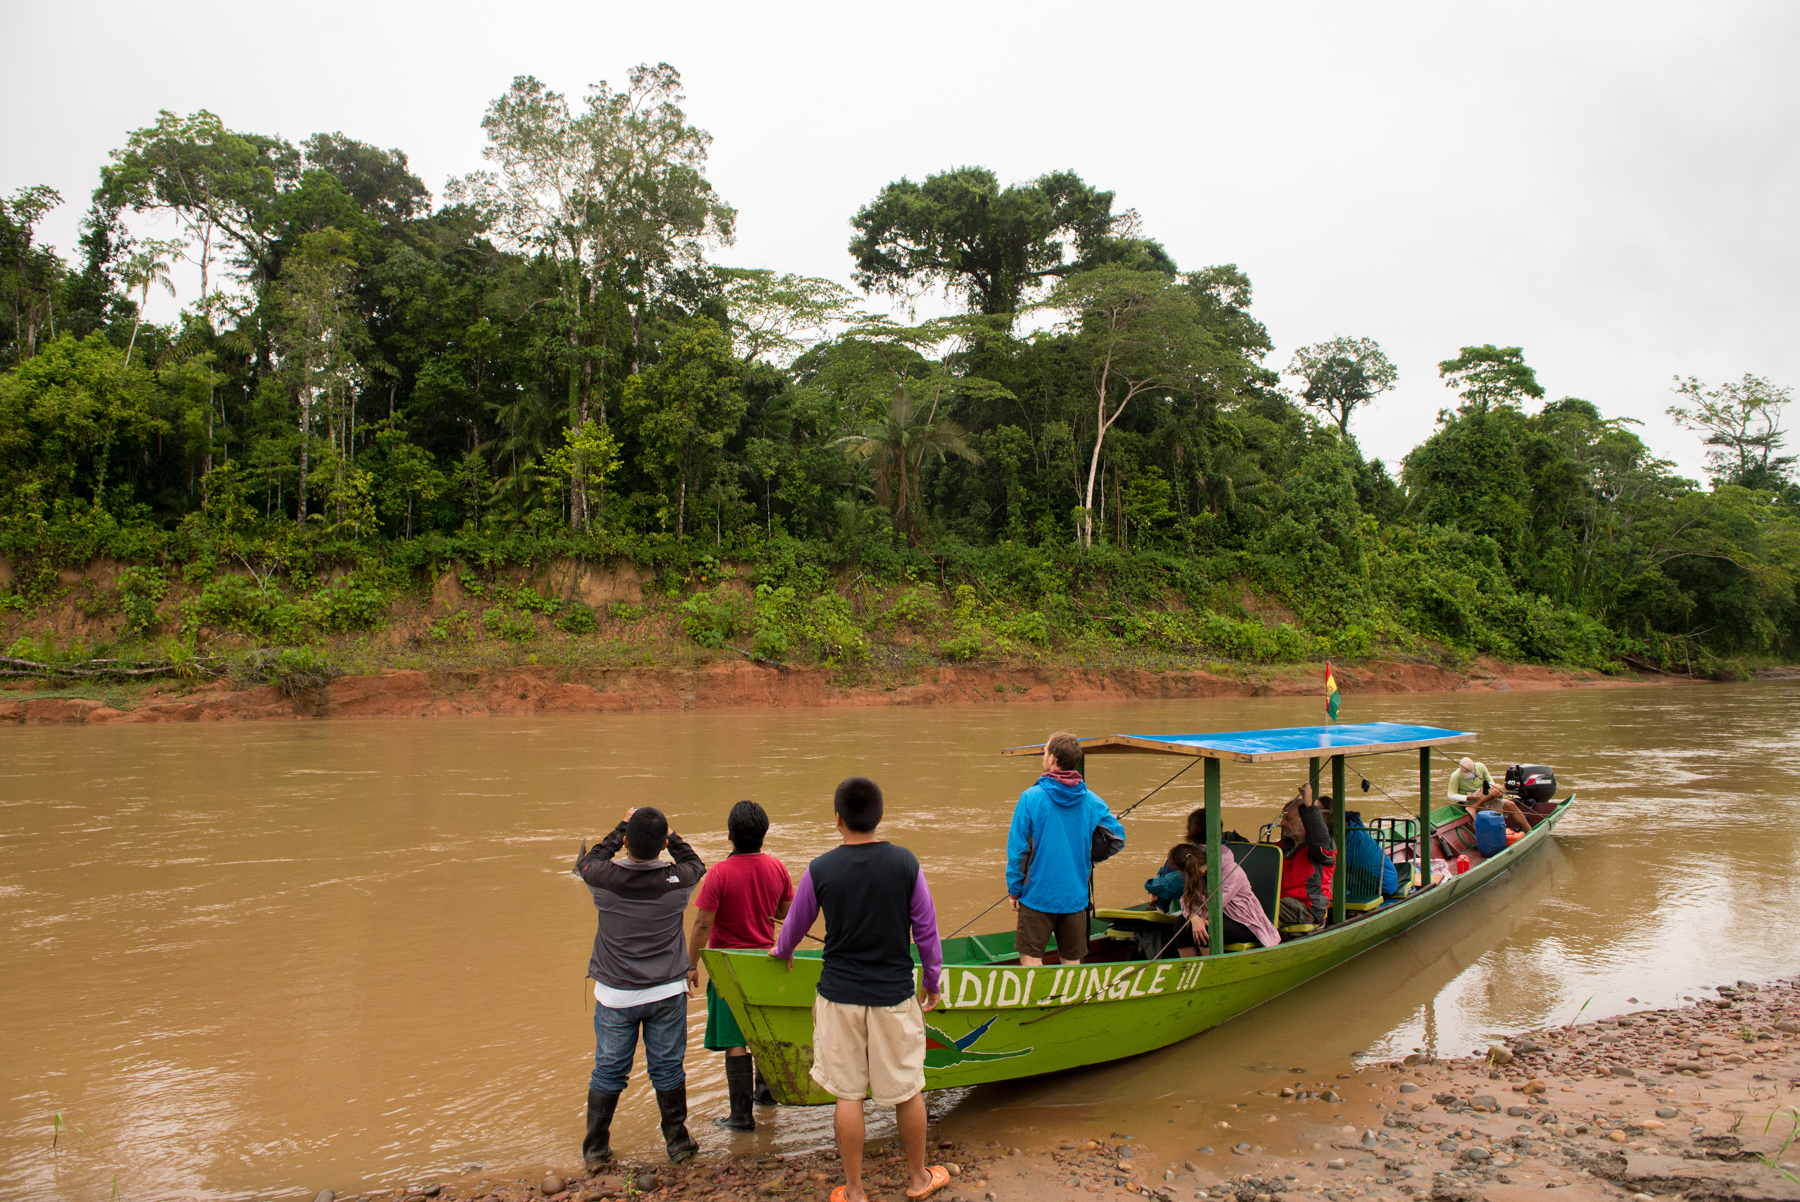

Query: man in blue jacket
[1006,731,1126,967]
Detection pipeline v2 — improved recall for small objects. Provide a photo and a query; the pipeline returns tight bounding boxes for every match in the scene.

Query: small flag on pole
[1325,661,1340,722]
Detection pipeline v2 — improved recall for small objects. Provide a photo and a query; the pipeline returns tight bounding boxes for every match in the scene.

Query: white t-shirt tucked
[593,978,688,1009]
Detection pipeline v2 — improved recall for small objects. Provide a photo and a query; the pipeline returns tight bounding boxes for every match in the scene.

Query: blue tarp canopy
[1002,721,1475,764]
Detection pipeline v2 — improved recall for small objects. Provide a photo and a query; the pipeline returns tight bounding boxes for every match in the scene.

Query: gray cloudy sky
[6,1,1796,480]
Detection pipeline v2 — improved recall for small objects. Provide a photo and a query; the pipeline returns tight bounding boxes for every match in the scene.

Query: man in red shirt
[688,800,795,1131]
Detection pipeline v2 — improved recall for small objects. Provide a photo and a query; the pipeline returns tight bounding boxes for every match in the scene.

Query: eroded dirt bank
[332,978,1800,1202]
[0,658,1675,724]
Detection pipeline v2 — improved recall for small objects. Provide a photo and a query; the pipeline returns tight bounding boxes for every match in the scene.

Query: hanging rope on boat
[943,756,1204,942]
[943,893,1014,941]
[1111,755,1201,822]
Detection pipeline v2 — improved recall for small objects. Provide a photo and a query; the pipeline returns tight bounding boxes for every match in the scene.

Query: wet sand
[336,977,1800,1202]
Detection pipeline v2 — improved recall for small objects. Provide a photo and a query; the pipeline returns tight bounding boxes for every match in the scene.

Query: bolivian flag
[1325,662,1340,722]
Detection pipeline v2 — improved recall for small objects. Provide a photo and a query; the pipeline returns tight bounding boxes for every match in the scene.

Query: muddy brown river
[5,683,1799,1199]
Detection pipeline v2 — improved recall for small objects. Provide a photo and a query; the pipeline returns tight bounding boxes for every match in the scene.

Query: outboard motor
[1505,764,1557,803]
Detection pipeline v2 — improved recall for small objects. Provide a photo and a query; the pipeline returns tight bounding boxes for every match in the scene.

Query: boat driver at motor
[1450,757,1531,832]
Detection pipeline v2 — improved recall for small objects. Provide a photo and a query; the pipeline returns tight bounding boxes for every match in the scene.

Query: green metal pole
[1309,756,1321,798]
[1419,747,1433,889]
[1330,754,1347,925]
[1205,756,1223,956]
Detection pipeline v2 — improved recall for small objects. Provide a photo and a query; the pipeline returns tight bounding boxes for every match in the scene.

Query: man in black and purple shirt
[772,777,949,1202]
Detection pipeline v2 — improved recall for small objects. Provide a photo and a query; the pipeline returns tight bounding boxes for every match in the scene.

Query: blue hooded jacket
[1344,811,1399,897]
[1006,775,1126,914]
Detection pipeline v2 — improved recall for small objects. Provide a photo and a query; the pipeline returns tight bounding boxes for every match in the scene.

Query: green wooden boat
[703,721,1572,1104]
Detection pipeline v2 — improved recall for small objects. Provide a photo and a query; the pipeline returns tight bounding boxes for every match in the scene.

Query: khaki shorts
[809,995,926,1105]
[1015,904,1089,961]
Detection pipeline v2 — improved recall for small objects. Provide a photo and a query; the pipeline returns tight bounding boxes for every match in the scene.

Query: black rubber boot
[583,1089,620,1171]
[753,1063,777,1107]
[655,1085,700,1163]
[714,1055,755,1131]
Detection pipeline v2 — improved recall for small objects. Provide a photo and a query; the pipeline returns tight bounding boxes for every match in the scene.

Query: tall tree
[269,230,363,528]
[619,317,744,539]
[300,133,431,226]
[1,186,65,362]
[1044,266,1214,546]
[453,64,735,526]
[713,268,859,364]
[1286,336,1397,436]
[1668,373,1795,490]
[836,381,986,542]
[1437,344,1544,415]
[120,238,184,366]
[98,110,296,300]
[849,167,1165,317]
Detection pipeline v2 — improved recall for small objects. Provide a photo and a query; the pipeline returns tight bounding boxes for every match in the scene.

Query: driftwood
[0,655,228,680]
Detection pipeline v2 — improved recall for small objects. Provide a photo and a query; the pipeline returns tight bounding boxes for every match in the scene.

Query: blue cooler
[1474,810,1508,857]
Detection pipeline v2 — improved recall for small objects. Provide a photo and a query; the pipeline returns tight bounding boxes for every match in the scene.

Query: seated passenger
[1451,758,1530,832]
[1343,809,1400,898]
[1143,807,1209,911]
[1278,783,1335,926]
[1165,843,1279,952]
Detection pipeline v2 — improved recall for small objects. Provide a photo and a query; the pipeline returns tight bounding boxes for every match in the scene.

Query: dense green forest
[2,63,1797,680]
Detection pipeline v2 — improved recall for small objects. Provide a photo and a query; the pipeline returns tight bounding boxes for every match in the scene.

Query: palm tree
[835,381,982,540]
[120,238,184,367]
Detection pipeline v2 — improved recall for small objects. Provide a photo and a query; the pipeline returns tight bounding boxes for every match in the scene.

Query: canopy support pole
[1330,753,1347,925]
[1205,756,1223,956]
[1309,756,1321,797]
[1419,747,1433,889]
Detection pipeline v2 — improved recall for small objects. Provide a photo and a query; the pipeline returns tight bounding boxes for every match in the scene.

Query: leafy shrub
[303,577,390,633]
[115,566,168,636]
[753,584,867,663]
[889,584,942,628]
[429,610,472,643]
[481,605,537,641]
[187,574,303,640]
[240,646,341,698]
[555,602,599,635]
[608,602,644,621]
[507,584,561,615]
[939,634,984,661]
[680,585,744,649]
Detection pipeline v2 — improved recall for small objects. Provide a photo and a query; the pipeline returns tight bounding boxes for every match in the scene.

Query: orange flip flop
[906,1164,951,1201]
[830,1188,850,1202]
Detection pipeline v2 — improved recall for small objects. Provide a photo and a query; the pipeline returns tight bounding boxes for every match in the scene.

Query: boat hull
[703,796,1571,1104]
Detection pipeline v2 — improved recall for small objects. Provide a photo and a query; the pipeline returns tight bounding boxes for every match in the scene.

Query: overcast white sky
[6,0,1797,481]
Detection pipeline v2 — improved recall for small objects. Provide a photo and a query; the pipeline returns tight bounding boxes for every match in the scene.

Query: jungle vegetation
[2,64,1796,677]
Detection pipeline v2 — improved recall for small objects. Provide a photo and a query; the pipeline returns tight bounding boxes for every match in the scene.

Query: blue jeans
[591,992,688,1094]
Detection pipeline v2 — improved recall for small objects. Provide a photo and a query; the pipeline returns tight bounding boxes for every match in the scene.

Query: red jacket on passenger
[1279,803,1335,922]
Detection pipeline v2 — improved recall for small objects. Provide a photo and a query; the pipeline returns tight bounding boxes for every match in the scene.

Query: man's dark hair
[626,807,669,860]
[833,776,883,833]
[1316,793,1335,816]
[728,800,770,852]
[1044,730,1083,771]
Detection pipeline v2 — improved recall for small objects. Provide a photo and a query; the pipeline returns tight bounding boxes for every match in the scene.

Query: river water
[4,683,1798,1199]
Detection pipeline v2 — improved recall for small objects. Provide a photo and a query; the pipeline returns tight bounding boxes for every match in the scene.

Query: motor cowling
[1505,764,1557,803]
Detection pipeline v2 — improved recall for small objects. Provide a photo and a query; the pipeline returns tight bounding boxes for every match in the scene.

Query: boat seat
[1093,906,1180,926]
[1225,841,1283,923]
[1280,922,1320,935]
[1343,861,1386,913]
[1223,942,1253,952]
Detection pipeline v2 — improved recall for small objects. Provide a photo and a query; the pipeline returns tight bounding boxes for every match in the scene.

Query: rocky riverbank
[320,978,1800,1202]
[0,656,1670,725]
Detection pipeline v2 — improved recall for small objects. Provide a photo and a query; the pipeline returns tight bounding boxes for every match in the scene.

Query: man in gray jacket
[576,806,706,1168]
